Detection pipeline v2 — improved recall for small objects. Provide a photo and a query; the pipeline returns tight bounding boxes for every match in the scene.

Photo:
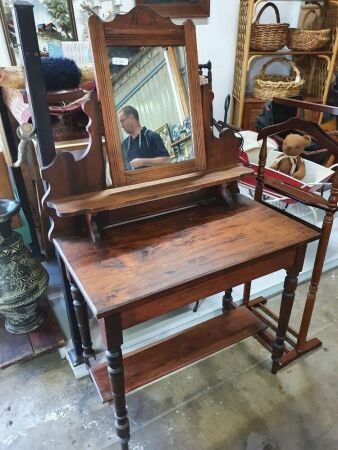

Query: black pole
[13,2,83,363]
[13,0,56,166]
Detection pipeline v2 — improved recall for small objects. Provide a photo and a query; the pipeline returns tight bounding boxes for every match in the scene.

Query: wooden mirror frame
[135,0,210,18]
[88,5,206,187]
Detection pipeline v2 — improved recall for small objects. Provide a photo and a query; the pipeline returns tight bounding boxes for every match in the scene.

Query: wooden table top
[55,196,320,318]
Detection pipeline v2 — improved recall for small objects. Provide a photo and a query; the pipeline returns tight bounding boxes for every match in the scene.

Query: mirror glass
[106,46,194,172]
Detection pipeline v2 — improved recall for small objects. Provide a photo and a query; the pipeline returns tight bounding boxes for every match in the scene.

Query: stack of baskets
[250,2,332,101]
[250,2,289,51]
[250,2,331,52]
[287,8,331,51]
[253,57,305,101]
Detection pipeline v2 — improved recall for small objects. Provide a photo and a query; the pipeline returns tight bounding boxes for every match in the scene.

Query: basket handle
[301,8,322,30]
[254,2,281,24]
[259,57,302,82]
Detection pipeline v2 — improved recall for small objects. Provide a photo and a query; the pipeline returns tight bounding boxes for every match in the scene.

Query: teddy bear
[270,133,311,180]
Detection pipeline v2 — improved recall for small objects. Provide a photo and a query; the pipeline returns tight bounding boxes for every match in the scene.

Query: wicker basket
[250,2,289,51]
[253,57,305,101]
[287,9,331,51]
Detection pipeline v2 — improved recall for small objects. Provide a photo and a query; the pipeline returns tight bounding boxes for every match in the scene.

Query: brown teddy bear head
[282,133,311,157]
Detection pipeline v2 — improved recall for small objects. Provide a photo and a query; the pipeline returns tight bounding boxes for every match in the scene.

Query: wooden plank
[0,316,33,369]
[90,307,267,403]
[29,299,65,355]
[48,166,254,217]
[0,299,65,369]
[134,0,210,18]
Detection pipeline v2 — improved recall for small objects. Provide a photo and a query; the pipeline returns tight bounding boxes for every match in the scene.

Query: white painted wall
[193,0,241,123]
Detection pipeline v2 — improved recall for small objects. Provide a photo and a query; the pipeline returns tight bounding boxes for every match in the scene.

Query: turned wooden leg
[222,288,233,312]
[271,268,299,374]
[104,315,130,450]
[296,282,319,349]
[297,210,335,349]
[69,276,95,367]
[57,253,83,366]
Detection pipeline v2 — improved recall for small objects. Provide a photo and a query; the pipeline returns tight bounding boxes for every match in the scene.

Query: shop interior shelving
[231,0,338,129]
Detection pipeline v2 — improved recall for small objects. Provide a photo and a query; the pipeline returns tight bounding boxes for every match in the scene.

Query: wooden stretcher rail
[272,97,338,117]
[264,175,333,211]
[47,165,253,217]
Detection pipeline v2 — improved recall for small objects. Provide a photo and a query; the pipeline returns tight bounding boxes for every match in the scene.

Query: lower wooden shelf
[0,298,65,369]
[90,306,267,403]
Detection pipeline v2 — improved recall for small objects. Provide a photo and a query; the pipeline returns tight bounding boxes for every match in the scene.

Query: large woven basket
[253,57,305,101]
[250,2,289,51]
[287,8,331,51]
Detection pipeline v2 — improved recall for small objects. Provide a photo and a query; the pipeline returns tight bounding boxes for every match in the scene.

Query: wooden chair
[241,97,338,367]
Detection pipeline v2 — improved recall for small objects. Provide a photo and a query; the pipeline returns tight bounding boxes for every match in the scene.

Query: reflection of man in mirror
[118,106,171,170]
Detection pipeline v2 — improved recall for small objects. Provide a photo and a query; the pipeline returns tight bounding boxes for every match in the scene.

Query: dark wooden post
[69,276,95,367]
[271,268,299,374]
[104,315,130,450]
[56,252,84,366]
[243,281,251,305]
[222,288,233,312]
[255,137,267,202]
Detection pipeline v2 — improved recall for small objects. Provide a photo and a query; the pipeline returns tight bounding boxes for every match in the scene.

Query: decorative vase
[0,199,48,334]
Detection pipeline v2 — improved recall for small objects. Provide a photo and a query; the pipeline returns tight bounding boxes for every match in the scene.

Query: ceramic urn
[0,199,48,334]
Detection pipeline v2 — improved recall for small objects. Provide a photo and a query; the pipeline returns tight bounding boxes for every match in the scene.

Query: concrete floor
[1,268,338,450]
